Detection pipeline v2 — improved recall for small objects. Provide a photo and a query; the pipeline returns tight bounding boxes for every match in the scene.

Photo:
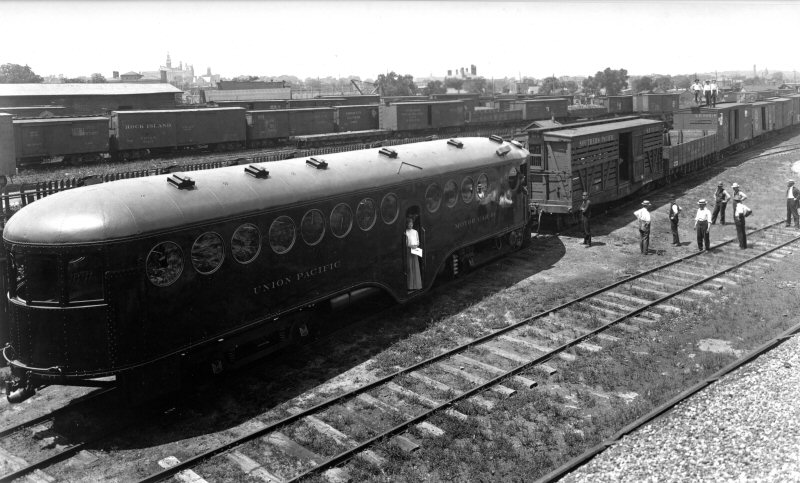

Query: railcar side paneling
[15,117,110,163]
[2,138,530,401]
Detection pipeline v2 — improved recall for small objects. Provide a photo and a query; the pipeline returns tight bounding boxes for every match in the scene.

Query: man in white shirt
[786,179,800,227]
[703,80,712,107]
[731,183,747,207]
[669,199,683,246]
[634,200,652,255]
[691,79,702,105]
[694,199,713,251]
[733,196,751,249]
[710,79,719,107]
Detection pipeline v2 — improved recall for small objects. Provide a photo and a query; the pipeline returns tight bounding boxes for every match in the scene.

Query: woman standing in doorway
[405,217,422,291]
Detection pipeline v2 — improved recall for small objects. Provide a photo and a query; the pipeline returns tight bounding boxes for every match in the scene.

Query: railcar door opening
[618,132,632,181]
[403,206,424,292]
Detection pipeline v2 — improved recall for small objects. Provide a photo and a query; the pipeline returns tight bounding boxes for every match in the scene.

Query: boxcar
[14,117,110,164]
[788,94,800,125]
[607,96,634,114]
[634,94,680,114]
[771,97,792,129]
[672,103,752,151]
[512,99,569,120]
[430,101,466,128]
[379,102,431,131]
[527,118,664,215]
[111,108,246,154]
[287,108,336,136]
[246,110,290,146]
[751,100,776,137]
[334,105,379,132]
[0,113,15,175]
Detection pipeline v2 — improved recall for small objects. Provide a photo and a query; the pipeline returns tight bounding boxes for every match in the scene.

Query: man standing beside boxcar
[695,199,713,251]
[580,191,592,247]
[634,201,652,255]
[669,199,682,246]
[786,179,800,227]
[703,80,712,107]
[733,195,751,249]
[711,182,730,225]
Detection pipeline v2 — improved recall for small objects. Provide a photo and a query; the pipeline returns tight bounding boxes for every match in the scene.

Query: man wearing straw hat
[694,199,713,251]
[786,179,800,228]
[634,200,652,255]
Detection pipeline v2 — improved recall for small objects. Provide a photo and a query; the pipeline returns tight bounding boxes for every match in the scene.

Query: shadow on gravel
[72,236,567,451]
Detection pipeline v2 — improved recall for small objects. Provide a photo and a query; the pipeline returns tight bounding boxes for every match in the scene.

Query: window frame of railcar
[66,253,105,303]
[443,179,458,208]
[301,209,326,245]
[460,176,475,203]
[475,173,489,201]
[10,252,61,306]
[146,241,184,288]
[356,198,377,231]
[380,193,399,225]
[231,223,261,265]
[191,232,226,275]
[330,203,354,239]
[269,216,297,255]
[425,183,442,213]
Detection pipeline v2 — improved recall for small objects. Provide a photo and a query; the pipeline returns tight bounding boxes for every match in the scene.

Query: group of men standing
[580,178,800,254]
[691,79,719,108]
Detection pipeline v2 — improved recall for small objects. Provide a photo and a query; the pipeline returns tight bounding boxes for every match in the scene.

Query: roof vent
[167,174,195,190]
[379,147,398,158]
[496,145,511,157]
[245,164,270,179]
[510,140,524,149]
[306,157,328,169]
[447,139,464,148]
[489,134,504,143]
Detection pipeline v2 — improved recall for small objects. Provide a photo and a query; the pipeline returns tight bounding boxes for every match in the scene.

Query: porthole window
[192,232,225,275]
[356,198,377,231]
[269,216,296,254]
[461,177,475,203]
[330,203,354,238]
[476,173,489,200]
[508,167,519,190]
[380,193,399,224]
[146,241,184,287]
[443,180,458,208]
[231,223,261,264]
[301,209,325,246]
[425,183,442,213]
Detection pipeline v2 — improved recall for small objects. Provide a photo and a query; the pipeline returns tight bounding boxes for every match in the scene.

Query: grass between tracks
[299,248,800,482]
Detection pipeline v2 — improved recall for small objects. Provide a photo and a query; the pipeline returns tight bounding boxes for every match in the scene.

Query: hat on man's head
[642,200,651,206]
[717,182,723,187]
[582,191,588,196]
[698,199,707,205]
[788,180,795,185]
[732,183,739,188]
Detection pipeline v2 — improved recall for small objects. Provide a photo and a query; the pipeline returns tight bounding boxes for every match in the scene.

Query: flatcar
[2,136,531,403]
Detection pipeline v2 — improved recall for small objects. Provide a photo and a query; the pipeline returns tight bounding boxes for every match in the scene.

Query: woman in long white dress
[405,217,422,291]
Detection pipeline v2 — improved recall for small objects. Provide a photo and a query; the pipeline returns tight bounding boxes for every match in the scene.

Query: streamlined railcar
[2,137,530,402]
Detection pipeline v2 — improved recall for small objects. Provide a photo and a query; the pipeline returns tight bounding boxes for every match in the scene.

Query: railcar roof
[675,102,753,113]
[541,119,662,140]
[0,83,182,97]
[111,107,245,115]
[13,116,109,125]
[3,138,528,246]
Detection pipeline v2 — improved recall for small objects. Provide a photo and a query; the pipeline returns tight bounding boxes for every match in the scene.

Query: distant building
[120,71,144,81]
[217,80,287,90]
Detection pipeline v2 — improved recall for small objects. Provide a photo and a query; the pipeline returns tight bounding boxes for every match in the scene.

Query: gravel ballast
[563,332,800,482]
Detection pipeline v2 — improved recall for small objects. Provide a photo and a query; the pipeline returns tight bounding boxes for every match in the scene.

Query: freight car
[2,136,531,403]
[14,116,110,165]
[528,96,800,222]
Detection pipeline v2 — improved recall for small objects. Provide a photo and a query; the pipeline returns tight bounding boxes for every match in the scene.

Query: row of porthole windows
[145,171,508,287]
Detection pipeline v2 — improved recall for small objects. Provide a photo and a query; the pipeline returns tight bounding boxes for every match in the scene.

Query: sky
[3,0,800,81]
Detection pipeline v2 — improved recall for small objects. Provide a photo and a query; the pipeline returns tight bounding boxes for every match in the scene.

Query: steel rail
[136,221,790,482]
[285,222,800,481]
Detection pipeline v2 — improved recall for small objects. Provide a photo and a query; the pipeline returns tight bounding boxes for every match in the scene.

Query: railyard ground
[2,127,800,481]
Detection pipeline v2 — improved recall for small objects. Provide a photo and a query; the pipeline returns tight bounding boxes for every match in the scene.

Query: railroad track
[122,221,799,483]
[0,388,116,481]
